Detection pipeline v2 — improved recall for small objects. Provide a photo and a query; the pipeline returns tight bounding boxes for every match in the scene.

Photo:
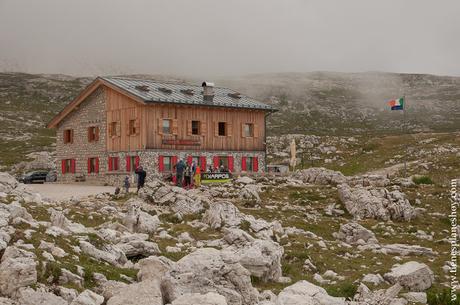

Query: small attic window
[158,87,172,94]
[180,89,194,96]
[135,85,150,92]
[228,92,242,99]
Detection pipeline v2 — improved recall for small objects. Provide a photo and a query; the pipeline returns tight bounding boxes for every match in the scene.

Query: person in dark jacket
[175,159,186,187]
[135,166,147,193]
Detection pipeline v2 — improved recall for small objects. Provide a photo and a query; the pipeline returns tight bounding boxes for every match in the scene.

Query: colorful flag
[388,97,404,110]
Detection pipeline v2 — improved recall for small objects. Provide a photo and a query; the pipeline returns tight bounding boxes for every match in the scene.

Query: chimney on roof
[202,81,215,102]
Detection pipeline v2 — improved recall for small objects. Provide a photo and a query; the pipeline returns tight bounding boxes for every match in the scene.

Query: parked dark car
[19,171,49,184]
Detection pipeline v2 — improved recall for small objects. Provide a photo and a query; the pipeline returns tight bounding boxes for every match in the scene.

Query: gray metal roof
[100,77,275,111]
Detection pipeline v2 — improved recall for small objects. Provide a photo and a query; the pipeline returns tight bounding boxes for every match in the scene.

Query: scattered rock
[338,185,416,221]
[277,280,346,305]
[171,292,228,305]
[222,229,284,282]
[202,201,242,229]
[294,167,347,186]
[15,287,68,305]
[362,273,384,286]
[162,248,258,305]
[334,222,378,245]
[70,290,104,305]
[123,199,160,234]
[384,262,434,291]
[0,246,37,297]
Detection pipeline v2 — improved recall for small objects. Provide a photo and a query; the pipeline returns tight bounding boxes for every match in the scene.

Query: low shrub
[412,175,433,185]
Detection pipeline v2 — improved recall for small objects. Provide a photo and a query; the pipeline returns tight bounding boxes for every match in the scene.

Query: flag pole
[403,95,407,178]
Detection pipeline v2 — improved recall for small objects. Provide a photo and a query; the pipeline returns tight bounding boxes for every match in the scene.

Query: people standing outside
[135,166,147,193]
[123,175,130,193]
[184,163,191,189]
[189,161,197,188]
[194,162,201,187]
[175,159,186,187]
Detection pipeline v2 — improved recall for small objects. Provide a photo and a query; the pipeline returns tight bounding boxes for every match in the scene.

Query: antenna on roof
[135,85,150,92]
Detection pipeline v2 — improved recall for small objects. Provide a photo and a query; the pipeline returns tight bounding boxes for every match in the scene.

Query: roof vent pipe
[202,81,215,102]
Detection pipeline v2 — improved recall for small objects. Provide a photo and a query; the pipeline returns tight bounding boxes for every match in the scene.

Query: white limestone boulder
[107,279,163,305]
[0,173,18,193]
[137,256,173,282]
[0,297,17,305]
[276,280,346,305]
[294,167,347,186]
[221,229,283,282]
[0,246,37,297]
[49,208,87,234]
[70,289,104,305]
[333,222,378,245]
[171,292,228,305]
[14,287,68,305]
[384,262,434,291]
[79,240,127,267]
[338,185,416,221]
[161,248,258,305]
[122,199,160,234]
[202,201,242,229]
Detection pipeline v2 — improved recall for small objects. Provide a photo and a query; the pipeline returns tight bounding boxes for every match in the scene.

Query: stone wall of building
[104,149,266,186]
[55,87,107,184]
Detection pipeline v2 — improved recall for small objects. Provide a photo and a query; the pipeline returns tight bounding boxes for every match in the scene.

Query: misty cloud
[1,0,459,77]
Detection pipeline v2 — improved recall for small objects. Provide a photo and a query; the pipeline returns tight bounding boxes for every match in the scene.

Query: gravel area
[29,183,118,201]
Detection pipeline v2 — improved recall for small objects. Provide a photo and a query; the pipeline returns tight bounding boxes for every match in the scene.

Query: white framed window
[162,119,171,134]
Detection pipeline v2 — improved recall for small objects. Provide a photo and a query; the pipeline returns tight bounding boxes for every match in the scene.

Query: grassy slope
[1,71,460,169]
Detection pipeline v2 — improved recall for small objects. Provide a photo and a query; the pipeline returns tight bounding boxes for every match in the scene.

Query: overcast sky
[0,0,459,77]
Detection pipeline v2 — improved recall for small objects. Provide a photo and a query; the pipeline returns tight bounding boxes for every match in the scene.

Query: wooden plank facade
[49,77,274,184]
[105,86,266,152]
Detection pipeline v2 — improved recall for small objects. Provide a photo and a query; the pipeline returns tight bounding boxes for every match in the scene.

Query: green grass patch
[427,288,460,305]
[412,175,434,185]
[326,282,358,299]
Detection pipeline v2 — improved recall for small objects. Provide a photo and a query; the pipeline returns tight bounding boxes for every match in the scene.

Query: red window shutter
[228,156,234,172]
[172,156,178,168]
[114,157,119,171]
[253,157,259,172]
[95,158,99,173]
[135,156,140,169]
[200,156,206,171]
[187,156,192,165]
[241,157,247,171]
[213,156,219,169]
[108,157,113,172]
[158,156,164,172]
[61,160,66,174]
[87,158,91,174]
[126,156,131,172]
[71,159,76,174]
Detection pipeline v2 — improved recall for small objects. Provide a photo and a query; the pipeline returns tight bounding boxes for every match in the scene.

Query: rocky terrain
[1,71,460,169]
[0,71,459,304]
[0,129,458,305]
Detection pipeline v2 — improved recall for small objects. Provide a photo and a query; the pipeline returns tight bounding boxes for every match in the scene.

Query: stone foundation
[57,149,266,186]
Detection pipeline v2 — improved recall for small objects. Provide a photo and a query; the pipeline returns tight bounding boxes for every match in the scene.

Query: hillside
[1,71,460,168]
[221,72,460,135]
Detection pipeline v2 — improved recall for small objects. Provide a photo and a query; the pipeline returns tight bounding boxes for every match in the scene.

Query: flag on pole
[388,97,404,110]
